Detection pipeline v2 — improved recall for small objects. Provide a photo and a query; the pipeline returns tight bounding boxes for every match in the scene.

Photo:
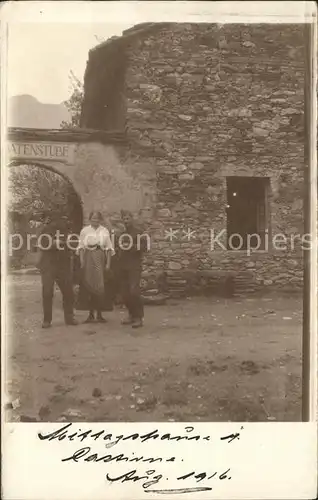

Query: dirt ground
[4,274,302,422]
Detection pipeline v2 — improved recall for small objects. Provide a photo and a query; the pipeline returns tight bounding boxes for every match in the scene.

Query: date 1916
[105,467,232,494]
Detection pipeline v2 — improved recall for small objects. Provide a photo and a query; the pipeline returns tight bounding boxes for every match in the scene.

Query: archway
[8,160,83,269]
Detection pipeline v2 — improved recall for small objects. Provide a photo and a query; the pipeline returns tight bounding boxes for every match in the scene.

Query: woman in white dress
[76,211,115,323]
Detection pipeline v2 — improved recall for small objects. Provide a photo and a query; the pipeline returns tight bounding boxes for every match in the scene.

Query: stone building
[80,22,305,295]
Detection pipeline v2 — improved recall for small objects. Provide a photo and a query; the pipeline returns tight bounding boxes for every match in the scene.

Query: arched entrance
[6,126,129,223]
[9,160,83,228]
[8,160,83,269]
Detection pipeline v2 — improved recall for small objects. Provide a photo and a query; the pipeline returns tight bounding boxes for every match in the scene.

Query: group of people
[37,210,147,330]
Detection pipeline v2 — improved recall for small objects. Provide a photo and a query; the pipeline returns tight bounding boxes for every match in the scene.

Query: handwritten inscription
[61,446,177,464]
[7,141,70,161]
[37,423,243,495]
[38,423,241,447]
[105,467,232,494]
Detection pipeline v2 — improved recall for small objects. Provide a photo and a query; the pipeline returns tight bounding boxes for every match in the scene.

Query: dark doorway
[226,176,270,251]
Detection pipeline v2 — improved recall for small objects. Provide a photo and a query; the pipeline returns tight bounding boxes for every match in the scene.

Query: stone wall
[81,23,305,294]
[72,142,149,226]
[123,23,305,293]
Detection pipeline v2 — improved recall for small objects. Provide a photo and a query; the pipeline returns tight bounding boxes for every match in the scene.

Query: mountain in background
[8,94,71,129]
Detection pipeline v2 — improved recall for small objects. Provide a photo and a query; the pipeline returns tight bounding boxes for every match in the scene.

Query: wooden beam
[6,127,127,145]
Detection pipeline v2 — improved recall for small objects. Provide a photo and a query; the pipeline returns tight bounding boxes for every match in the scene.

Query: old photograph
[5,19,308,424]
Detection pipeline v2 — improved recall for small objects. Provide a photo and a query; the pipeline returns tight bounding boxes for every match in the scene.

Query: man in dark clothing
[37,214,78,329]
[117,210,148,329]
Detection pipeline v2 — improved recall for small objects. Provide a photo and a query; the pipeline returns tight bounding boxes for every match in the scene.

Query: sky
[7,23,132,103]
[4,1,312,104]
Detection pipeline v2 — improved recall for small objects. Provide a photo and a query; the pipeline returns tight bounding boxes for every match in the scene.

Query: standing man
[117,210,148,329]
[37,213,78,329]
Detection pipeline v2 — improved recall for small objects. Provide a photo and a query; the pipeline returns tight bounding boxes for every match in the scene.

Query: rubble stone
[81,23,304,296]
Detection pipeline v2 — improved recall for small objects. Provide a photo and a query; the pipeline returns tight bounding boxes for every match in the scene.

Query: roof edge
[7,127,127,145]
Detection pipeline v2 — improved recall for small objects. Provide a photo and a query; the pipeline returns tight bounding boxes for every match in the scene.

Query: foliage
[60,70,84,129]
[8,165,83,268]
[8,164,81,228]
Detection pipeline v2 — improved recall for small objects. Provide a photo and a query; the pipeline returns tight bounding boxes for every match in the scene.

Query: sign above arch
[7,140,76,165]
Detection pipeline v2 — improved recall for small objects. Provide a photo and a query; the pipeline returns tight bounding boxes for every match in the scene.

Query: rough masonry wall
[124,23,305,292]
[72,142,150,228]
